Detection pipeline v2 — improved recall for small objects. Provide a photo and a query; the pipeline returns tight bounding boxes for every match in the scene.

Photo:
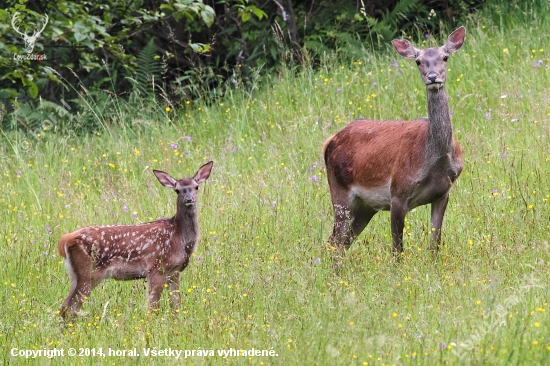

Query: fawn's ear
[194,161,213,184]
[392,39,418,59]
[443,26,466,54]
[153,170,178,189]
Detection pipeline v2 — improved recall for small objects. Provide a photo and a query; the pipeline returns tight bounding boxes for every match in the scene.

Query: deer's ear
[154,170,177,189]
[194,161,213,184]
[392,39,418,59]
[443,26,466,54]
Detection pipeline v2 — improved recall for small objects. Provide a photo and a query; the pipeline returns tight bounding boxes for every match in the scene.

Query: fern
[6,100,59,131]
[370,0,427,42]
[10,102,41,131]
[130,38,162,95]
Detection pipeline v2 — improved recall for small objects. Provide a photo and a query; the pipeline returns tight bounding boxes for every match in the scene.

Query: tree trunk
[280,0,301,60]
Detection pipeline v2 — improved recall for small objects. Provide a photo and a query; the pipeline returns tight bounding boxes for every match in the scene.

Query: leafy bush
[0,0,216,114]
[0,0,485,130]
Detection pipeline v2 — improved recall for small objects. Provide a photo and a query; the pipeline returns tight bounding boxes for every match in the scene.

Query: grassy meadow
[1,2,550,365]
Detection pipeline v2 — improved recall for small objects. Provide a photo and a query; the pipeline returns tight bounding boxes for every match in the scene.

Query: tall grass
[1,1,549,364]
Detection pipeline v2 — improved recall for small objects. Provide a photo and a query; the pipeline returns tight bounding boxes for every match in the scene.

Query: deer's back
[58,219,182,267]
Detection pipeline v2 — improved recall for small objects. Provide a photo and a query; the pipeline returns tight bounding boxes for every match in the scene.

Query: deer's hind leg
[59,244,99,319]
[328,189,377,249]
[350,199,377,243]
[146,271,166,312]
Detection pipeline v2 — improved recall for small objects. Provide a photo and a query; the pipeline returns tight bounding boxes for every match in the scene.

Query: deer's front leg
[167,272,181,312]
[430,192,449,253]
[147,271,166,312]
[390,197,407,256]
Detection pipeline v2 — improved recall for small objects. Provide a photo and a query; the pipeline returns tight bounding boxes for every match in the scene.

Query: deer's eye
[443,56,449,62]
[175,189,180,194]
[195,186,199,190]
[415,59,421,66]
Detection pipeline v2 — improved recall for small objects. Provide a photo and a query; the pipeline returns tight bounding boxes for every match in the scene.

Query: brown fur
[325,119,461,190]
[325,119,462,198]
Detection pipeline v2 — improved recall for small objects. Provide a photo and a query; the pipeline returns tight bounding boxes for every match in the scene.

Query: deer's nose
[427,74,438,83]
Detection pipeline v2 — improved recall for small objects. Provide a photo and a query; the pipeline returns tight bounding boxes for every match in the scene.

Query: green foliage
[0,0,487,120]
[367,0,429,42]
[131,38,163,95]
[231,0,268,23]
[0,0,215,114]
[302,0,429,56]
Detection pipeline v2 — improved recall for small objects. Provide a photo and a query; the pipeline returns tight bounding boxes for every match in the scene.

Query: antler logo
[11,11,49,54]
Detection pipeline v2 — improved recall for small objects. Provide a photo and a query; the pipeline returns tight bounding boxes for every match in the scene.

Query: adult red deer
[323,27,465,256]
[58,162,213,318]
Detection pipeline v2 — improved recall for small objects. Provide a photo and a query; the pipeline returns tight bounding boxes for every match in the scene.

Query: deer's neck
[426,86,454,161]
[174,206,199,245]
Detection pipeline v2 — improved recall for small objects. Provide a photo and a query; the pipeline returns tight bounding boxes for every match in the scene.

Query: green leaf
[84,40,95,50]
[201,7,215,27]
[27,80,38,98]
[242,12,251,23]
[74,32,86,42]
[250,6,267,20]
[269,46,277,61]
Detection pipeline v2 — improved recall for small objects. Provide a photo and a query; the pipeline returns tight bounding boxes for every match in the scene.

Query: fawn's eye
[443,56,449,62]
[175,189,180,194]
[415,59,421,66]
[195,186,199,190]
